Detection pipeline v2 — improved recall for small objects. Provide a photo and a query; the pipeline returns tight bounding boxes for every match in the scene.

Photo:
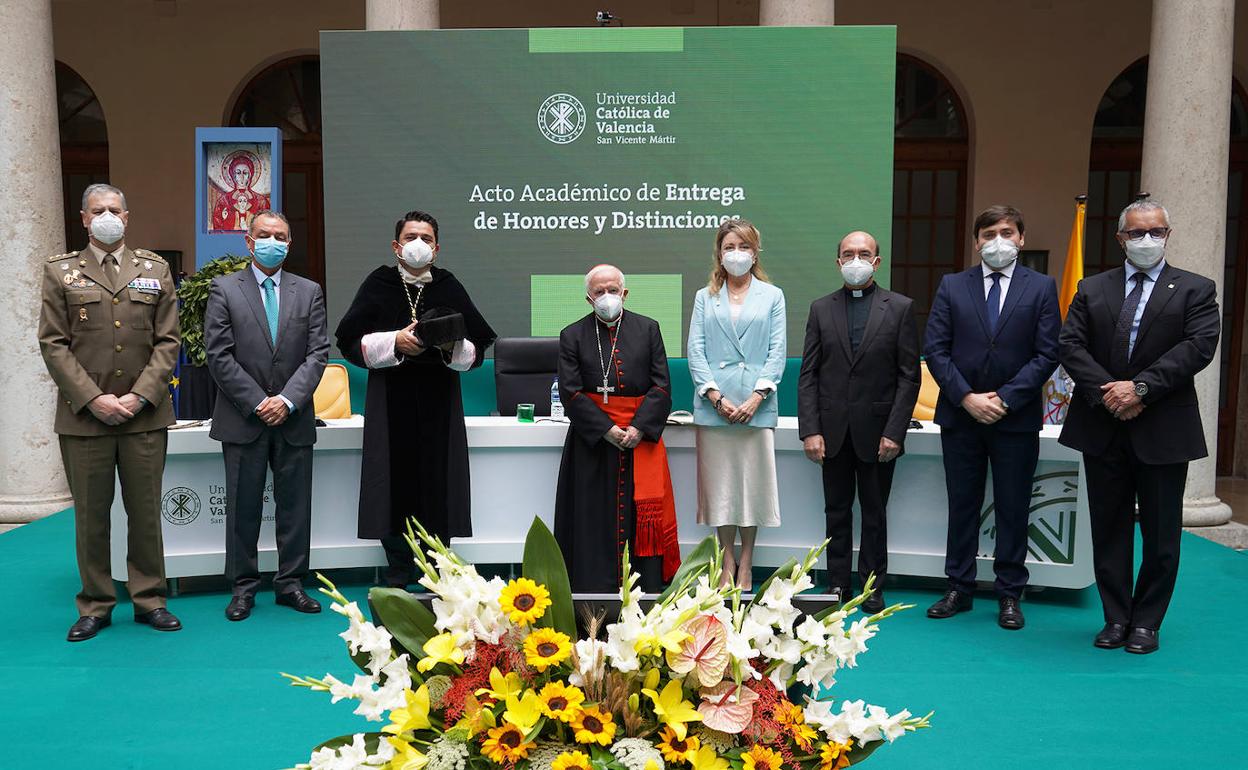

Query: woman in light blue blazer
[687,219,786,590]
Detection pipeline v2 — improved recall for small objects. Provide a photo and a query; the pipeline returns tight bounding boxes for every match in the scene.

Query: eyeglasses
[1120,227,1170,241]
[838,251,876,261]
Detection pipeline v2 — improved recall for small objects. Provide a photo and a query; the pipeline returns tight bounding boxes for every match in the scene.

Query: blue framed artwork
[194,127,282,269]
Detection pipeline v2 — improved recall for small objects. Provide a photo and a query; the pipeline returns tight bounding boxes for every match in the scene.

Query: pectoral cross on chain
[596,377,615,403]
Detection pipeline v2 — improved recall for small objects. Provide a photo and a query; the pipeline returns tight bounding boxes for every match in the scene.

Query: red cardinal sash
[587,393,680,581]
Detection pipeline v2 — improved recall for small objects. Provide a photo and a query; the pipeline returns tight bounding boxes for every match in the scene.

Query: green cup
[517,403,535,422]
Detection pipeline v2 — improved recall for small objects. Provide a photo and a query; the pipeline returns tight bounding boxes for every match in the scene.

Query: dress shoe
[67,615,110,642]
[1093,622,1129,649]
[276,589,322,613]
[825,586,846,605]
[862,590,885,614]
[926,590,974,619]
[1124,627,1159,655]
[226,594,255,621]
[135,608,182,632]
[997,597,1025,630]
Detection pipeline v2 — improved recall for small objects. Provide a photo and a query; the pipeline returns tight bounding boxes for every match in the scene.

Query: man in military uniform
[38,183,182,641]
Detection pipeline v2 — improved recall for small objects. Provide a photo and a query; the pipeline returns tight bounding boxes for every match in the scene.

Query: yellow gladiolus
[417,632,465,673]
[641,679,703,741]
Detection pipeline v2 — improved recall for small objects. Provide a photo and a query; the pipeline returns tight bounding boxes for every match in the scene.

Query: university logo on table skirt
[977,470,1079,565]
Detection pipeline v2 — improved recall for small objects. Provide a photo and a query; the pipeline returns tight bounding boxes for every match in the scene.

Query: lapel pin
[78,307,88,322]
[144,260,152,270]
[61,264,68,271]
[78,259,86,267]
[63,274,73,285]
[1168,283,1174,289]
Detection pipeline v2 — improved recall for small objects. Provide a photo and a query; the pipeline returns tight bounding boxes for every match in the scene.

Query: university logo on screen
[537,93,587,144]
[538,91,679,145]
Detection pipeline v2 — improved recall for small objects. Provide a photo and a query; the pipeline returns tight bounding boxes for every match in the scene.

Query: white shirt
[249,263,293,413]
[1125,259,1166,357]
[981,260,1016,312]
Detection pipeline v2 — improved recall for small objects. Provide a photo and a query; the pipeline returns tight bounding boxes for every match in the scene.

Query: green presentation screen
[321,26,896,355]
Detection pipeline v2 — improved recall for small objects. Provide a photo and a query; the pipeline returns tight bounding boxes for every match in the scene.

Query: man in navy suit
[923,205,1060,630]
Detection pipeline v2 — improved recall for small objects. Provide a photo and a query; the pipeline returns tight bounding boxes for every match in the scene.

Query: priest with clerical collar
[553,264,680,593]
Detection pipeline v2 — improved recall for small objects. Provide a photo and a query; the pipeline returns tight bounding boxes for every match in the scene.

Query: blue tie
[986,272,1002,335]
[262,277,279,344]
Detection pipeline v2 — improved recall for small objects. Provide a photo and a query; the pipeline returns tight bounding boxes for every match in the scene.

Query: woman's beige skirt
[695,426,781,528]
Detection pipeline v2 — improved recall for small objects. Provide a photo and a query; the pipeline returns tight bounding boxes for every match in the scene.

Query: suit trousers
[1082,429,1187,630]
[940,424,1039,598]
[222,427,312,596]
[821,435,895,591]
[59,430,169,618]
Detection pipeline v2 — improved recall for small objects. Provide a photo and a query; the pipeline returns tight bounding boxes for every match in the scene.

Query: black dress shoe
[997,597,1025,630]
[276,589,322,613]
[927,590,974,619]
[1125,627,1159,655]
[1093,622,1129,649]
[135,608,182,632]
[862,591,885,614]
[226,594,255,621]
[825,586,846,605]
[67,615,110,642]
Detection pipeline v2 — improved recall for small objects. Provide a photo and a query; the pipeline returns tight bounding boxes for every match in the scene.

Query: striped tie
[262,277,279,344]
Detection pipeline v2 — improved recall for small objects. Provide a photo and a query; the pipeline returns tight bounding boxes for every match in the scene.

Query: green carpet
[1,510,1245,769]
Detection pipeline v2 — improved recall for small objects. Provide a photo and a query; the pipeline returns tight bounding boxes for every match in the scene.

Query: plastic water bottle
[550,378,565,419]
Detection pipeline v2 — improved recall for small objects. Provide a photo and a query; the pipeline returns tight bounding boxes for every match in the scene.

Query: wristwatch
[1134,381,1149,398]
[754,388,770,400]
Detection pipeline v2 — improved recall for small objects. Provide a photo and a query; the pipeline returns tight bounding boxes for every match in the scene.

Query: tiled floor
[1215,477,1248,525]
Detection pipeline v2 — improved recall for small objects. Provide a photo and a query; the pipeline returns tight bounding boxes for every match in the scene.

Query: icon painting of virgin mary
[208,146,272,232]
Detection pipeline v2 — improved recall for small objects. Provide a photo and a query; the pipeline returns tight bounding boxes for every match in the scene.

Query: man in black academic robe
[335,210,495,586]
[554,265,678,593]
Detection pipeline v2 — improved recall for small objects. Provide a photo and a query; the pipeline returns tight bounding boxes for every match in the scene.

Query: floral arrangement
[284,519,930,770]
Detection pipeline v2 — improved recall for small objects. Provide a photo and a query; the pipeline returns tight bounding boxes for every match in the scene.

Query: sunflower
[657,725,701,764]
[499,578,552,625]
[482,723,535,764]
[524,628,573,671]
[772,701,803,727]
[818,741,853,770]
[538,681,585,722]
[551,751,594,770]
[571,705,617,746]
[741,745,783,770]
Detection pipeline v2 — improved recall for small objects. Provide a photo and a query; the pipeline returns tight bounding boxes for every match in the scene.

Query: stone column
[1140,0,1235,526]
[366,0,439,30]
[760,0,834,26]
[0,0,71,532]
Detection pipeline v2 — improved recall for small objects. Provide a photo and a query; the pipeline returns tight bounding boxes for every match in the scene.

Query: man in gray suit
[204,210,329,621]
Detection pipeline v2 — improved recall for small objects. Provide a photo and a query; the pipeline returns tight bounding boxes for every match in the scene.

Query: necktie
[986,272,1003,335]
[1112,273,1149,373]
[104,254,119,289]
[262,277,279,344]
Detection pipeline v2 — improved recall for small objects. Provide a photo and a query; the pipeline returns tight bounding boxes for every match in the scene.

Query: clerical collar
[844,282,876,299]
[597,311,623,329]
[397,265,432,285]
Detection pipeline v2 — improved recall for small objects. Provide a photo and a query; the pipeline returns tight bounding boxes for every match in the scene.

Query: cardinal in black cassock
[335,226,495,587]
[555,267,680,593]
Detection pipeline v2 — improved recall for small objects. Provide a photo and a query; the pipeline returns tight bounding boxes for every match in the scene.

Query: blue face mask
[252,236,288,269]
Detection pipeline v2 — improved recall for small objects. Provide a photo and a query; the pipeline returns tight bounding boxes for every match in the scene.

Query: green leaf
[369,587,439,658]
[312,731,385,754]
[657,535,718,603]
[846,739,884,765]
[521,517,577,638]
[176,254,250,367]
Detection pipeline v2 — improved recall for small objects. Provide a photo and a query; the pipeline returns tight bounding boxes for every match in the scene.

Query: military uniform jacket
[38,245,179,436]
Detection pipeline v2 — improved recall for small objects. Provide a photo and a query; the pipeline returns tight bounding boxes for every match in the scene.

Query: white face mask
[721,249,755,278]
[399,238,434,270]
[1124,234,1166,269]
[89,211,126,245]
[591,292,623,323]
[840,257,876,288]
[980,235,1019,270]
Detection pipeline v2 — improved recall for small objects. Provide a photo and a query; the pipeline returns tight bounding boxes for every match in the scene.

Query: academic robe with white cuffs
[553,310,678,593]
[334,264,496,542]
